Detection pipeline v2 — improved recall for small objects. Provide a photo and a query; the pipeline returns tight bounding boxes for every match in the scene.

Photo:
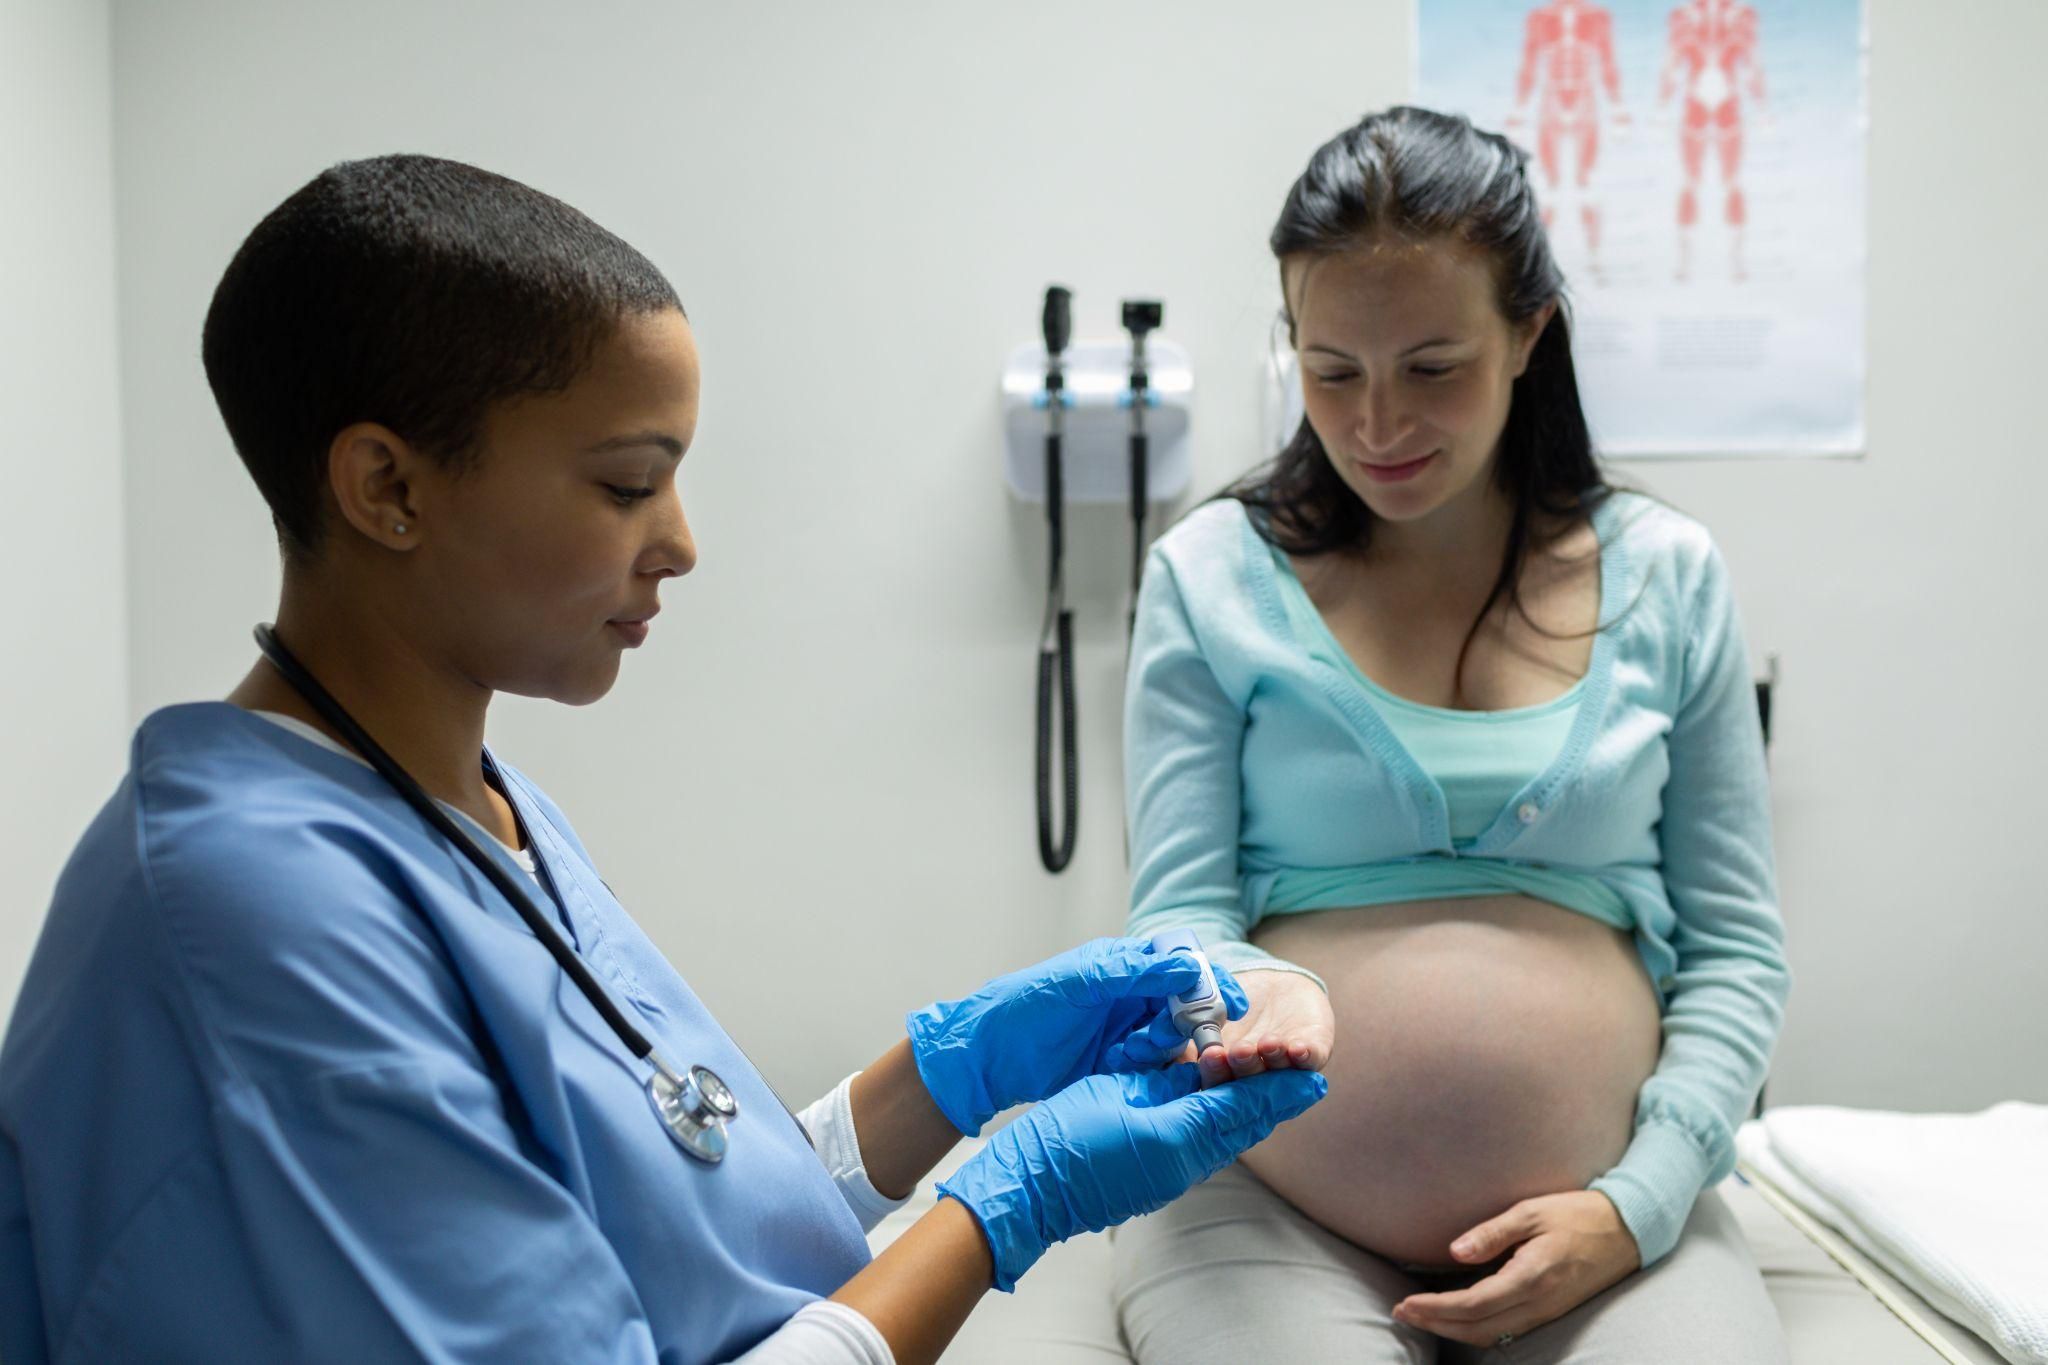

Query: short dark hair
[201,153,683,559]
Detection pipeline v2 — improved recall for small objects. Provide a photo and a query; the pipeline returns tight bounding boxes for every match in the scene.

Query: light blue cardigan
[1121,490,1792,1269]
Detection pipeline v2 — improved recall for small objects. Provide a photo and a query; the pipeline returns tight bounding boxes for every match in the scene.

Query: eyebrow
[582,430,685,458]
[1302,338,1463,361]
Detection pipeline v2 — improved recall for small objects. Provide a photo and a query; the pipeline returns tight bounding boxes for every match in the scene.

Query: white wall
[0,0,129,1005]
[78,0,2048,1110]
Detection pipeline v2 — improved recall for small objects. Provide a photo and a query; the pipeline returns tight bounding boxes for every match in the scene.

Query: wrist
[850,1038,969,1197]
[1209,952,1328,995]
[934,1191,1040,1293]
[1590,1188,1643,1271]
[929,1193,997,1288]
[935,1137,1048,1293]
[903,1004,993,1136]
[830,1194,994,1362]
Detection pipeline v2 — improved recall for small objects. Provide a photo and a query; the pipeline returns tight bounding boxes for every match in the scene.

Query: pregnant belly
[1239,895,1662,1270]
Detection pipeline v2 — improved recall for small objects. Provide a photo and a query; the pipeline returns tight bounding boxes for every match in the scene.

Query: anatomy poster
[1415,0,1867,456]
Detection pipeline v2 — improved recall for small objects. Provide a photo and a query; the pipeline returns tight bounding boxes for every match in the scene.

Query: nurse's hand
[936,1063,1328,1290]
[905,937,1250,1136]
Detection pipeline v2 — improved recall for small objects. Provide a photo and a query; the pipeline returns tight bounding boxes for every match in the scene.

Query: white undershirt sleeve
[795,1072,916,1233]
[725,1301,892,1364]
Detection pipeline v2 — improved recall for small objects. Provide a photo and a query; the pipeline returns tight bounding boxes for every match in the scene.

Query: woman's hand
[1195,967,1335,1088]
[905,937,1249,1135]
[1391,1191,1642,1346]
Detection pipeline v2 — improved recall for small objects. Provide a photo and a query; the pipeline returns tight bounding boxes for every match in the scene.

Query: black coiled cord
[1036,610,1078,872]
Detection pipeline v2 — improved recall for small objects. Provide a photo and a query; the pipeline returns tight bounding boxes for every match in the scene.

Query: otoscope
[1035,285,1078,874]
[1148,928,1228,1057]
[1121,300,1162,640]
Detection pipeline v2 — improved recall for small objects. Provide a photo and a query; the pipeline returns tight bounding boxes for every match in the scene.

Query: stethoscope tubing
[251,625,697,1083]
[251,626,766,1166]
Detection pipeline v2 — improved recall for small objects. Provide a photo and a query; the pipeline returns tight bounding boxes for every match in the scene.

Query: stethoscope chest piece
[648,1062,739,1164]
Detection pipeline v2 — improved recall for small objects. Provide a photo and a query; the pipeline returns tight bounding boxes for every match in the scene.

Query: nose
[643,486,697,580]
[1354,381,1413,458]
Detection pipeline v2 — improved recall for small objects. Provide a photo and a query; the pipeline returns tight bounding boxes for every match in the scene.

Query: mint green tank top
[1266,545,1632,930]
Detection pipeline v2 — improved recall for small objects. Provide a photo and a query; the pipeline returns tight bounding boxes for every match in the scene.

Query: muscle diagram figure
[1659,0,1767,282]
[1512,0,1627,283]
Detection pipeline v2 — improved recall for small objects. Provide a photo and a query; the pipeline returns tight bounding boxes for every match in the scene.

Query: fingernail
[1451,1238,1475,1256]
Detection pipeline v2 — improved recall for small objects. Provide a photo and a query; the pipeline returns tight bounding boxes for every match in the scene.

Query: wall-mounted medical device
[1007,287,1194,874]
[1000,334,1194,507]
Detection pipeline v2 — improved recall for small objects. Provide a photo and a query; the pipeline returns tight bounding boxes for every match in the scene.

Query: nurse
[0,154,1326,1364]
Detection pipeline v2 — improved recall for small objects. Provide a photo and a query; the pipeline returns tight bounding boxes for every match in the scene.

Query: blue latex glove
[906,937,1250,1135]
[937,1065,1328,1290]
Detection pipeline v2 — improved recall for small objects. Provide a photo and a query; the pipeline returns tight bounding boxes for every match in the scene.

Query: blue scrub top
[0,704,870,1363]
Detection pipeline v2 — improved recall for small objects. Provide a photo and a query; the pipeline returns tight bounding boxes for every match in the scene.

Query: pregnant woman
[1112,107,1793,1362]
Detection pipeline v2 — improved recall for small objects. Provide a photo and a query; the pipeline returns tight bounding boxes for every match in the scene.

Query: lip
[1356,451,1437,483]
[607,609,657,647]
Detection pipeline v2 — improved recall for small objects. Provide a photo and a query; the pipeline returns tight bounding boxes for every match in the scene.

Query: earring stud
[393,523,408,534]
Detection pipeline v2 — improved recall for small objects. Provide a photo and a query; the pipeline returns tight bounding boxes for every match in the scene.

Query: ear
[1511,299,1560,379]
[326,421,429,553]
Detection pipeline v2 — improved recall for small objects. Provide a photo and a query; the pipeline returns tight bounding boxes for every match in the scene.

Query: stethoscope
[252,624,740,1165]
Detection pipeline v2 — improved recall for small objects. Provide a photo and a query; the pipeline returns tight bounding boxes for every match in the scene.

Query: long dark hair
[1228,106,1616,702]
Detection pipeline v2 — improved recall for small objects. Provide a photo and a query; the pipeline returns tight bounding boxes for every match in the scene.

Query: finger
[1392,1293,1540,1358]
[1098,1039,1141,1072]
[1450,1201,1542,1264]
[1102,1033,1191,1073]
[1081,941,1203,1002]
[1107,1003,1199,1070]
[1196,1044,1232,1089]
[1294,1031,1337,1069]
[1183,1067,1328,1142]
[1225,1039,1266,1079]
[1131,1061,1203,1105]
[1395,1300,1536,1350]
[1395,1259,1543,1324]
[1257,1035,1292,1070]
[1211,961,1249,1020]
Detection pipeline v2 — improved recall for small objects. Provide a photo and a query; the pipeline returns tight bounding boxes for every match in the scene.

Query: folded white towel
[1735,1102,2048,1365]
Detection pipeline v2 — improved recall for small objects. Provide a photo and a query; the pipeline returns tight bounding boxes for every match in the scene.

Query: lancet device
[1148,929,1227,1056]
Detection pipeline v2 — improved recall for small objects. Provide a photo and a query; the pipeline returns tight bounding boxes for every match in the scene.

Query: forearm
[828,1197,992,1365]
[1594,538,1789,1269]
[1126,546,1301,981]
[846,1037,963,1199]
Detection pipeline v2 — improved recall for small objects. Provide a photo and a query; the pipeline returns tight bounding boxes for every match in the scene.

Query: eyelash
[604,484,656,506]
[1311,365,1456,386]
